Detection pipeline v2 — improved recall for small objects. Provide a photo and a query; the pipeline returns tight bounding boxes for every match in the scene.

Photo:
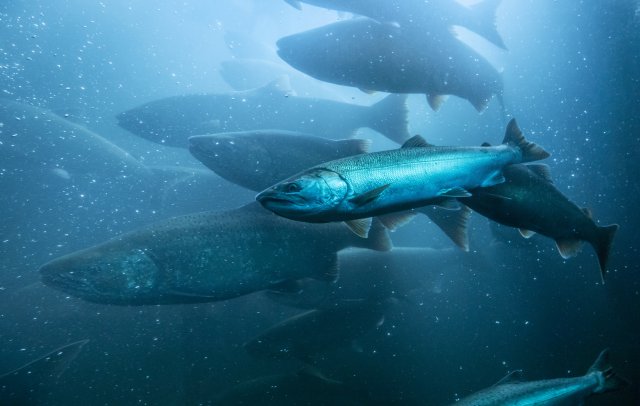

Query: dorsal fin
[493,370,524,387]
[401,134,433,148]
[481,142,492,147]
[526,164,553,183]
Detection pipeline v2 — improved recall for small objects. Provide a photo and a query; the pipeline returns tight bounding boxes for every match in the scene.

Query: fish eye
[285,182,302,193]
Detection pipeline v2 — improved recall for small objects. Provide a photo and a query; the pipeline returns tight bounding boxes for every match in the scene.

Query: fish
[284,0,506,50]
[0,339,89,404]
[265,247,476,310]
[39,203,391,305]
[117,77,410,147]
[244,299,387,362]
[257,119,549,237]
[215,366,379,405]
[463,163,619,282]
[276,18,503,112]
[0,99,151,179]
[189,130,471,249]
[188,130,371,192]
[452,349,629,405]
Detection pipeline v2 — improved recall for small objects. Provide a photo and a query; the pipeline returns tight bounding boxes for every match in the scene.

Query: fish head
[256,168,348,221]
[39,244,162,304]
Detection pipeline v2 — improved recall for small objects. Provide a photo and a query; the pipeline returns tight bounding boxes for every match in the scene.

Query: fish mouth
[255,194,295,206]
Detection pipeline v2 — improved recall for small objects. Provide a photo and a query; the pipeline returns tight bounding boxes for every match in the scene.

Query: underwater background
[0,0,639,404]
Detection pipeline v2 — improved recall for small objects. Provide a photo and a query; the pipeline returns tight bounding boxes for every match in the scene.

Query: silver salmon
[256,119,549,237]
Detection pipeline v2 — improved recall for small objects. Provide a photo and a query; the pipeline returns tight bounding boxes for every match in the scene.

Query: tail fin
[367,94,410,145]
[502,119,550,163]
[416,205,472,252]
[470,0,507,50]
[355,218,393,252]
[587,349,630,394]
[592,224,619,283]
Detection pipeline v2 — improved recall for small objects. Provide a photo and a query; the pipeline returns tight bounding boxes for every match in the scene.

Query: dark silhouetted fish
[452,349,628,405]
[0,99,151,178]
[257,119,548,238]
[284,0,506,50]
[0,339,89,404]
[39,203,391,305]
[463,163,618,282]
[117,77,410,147]
[216,366,383,405]
[276,18,503,112]
[188,130,371,191]
[244,299,387,361]
[265,247,476,310]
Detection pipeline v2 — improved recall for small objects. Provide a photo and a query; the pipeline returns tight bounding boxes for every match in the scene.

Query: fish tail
[357,218,393,252]
[470,0,507,50]
[502,119,550,163]
[367,94,410,145]
[592,223,619,283]
[586,349,630,394]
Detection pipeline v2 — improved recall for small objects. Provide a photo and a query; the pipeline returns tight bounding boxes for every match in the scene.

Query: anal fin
[556,238,584,259]
[439,186,472,198]
[377,211,417,231]
[345,218,373,238]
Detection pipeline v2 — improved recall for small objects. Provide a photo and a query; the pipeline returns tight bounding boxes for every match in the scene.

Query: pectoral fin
[345,218,373,238]
[481,171,506,187]
[349,184,390,206]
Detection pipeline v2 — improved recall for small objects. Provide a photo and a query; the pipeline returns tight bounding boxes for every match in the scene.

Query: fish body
[39,203,390,305]
[257,120,548,232]
[453,349,628,405]
[188,130,370,192]
[0,340,89,404]
[244,299,387,361]
[276,18,503,112]
[216,367,376,405]
[285,0,506,50]
[0,99,150,178]
[117,78,410,147]
[464,163,618,280]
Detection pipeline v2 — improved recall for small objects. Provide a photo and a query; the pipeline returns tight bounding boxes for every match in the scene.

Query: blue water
[0,1,638,404]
